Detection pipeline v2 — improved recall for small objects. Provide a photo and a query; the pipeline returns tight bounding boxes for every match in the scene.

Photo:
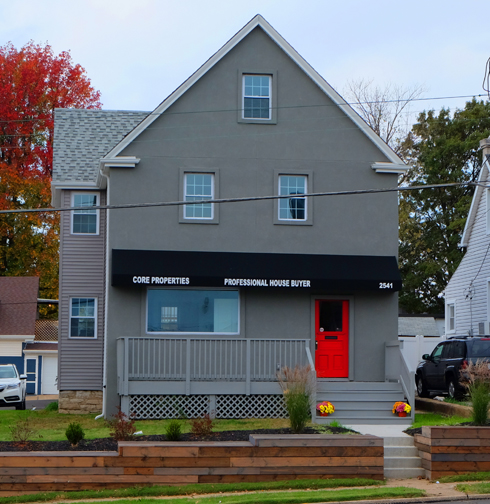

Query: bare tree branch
[344,79,426,155]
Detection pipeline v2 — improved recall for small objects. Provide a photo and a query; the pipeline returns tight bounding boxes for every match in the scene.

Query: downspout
[95,166,110,420]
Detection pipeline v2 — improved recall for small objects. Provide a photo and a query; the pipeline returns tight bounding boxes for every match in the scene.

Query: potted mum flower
[392,401,411,417]
[316,401,335,416]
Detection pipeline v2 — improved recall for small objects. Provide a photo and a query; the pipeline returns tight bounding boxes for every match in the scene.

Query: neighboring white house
[445,138,490,336]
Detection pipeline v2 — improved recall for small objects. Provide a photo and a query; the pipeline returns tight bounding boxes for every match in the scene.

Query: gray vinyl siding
[445,164,490,336]
[58,190,106,390]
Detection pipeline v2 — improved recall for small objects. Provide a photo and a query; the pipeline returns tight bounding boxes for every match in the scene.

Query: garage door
[42,356,58,394]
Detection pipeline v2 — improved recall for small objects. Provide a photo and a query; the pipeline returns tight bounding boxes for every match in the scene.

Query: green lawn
[410,412,469,429]
[0,409,294,442]
[0,483,424,504]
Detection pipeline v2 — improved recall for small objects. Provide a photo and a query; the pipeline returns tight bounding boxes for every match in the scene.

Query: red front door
[315,300,349,378]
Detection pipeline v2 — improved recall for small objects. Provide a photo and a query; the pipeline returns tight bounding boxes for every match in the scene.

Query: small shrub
[190,414,213,437]
[10,412,37,444]
[65,422,85,446]
[45,401,59,412]
[165,419,182,441]
[107,407,136,441]
[278,365,315,433]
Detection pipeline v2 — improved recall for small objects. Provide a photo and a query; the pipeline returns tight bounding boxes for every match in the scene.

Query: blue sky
[2,0,488,116]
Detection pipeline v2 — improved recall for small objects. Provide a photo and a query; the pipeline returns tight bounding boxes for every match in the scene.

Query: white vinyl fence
[399,335,446,372]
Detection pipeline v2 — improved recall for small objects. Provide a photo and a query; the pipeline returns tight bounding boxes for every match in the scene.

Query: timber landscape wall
[415,426,490,480]
[0,435,383,493]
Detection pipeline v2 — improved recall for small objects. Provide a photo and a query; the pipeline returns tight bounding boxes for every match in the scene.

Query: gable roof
[0,277,39,336]
[103,15,405,170]
[460,155,490,247]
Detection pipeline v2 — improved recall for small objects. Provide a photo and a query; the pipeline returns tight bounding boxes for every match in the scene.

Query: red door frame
[315,300,349,378]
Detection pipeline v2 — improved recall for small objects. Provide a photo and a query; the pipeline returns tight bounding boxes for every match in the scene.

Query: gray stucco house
[52,15,411,423]
[444,138,490,337]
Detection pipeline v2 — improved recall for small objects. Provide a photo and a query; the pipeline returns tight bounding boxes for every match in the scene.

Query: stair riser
[384,457,422,469]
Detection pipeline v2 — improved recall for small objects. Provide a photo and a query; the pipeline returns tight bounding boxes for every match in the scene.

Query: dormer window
[243,75,271,120]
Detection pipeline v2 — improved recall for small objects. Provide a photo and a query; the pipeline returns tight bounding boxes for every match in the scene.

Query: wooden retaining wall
[415,426,490,480]
[0,435,383,493]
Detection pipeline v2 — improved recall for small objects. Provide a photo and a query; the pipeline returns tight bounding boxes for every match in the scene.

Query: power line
[0,181,483,216]
[0,93,487,125]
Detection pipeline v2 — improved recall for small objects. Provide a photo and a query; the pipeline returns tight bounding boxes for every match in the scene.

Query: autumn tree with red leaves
[0,42,101,317]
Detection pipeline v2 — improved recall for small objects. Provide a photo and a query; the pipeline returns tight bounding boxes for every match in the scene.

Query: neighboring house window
[147,289,239,334]
[184,173,214,219]
[243,75,271,119]
[70,298,97,338]
[278,175,307,221]
[72,193,98,234]
[446,302,455,334]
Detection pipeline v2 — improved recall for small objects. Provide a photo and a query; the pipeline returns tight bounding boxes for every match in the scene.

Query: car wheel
[417,375,429,397]
[448,378,462,400]
[15,396,26,411]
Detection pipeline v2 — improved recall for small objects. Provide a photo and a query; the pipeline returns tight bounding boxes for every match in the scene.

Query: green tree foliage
[399,99,490,313]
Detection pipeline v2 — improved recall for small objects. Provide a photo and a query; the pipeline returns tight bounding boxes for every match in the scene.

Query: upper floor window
[70,297,97,338]
[72,193,98,234]
[243,75,271,120]
[184,173,214,219]
[279,175,307,221]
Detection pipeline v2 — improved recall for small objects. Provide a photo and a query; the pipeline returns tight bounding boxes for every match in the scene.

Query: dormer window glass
[243,75,271,119]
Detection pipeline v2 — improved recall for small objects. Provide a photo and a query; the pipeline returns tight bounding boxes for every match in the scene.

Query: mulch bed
[0,426,358,452]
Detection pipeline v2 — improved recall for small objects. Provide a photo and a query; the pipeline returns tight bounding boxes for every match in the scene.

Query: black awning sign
[113,249,402,292]
[224,278,310,287]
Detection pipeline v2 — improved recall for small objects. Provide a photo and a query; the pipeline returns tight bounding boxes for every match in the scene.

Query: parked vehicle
[0,364,27,410]
[415,336,490,399]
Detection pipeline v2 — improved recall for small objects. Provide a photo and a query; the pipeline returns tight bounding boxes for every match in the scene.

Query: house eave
[371,162,407,174]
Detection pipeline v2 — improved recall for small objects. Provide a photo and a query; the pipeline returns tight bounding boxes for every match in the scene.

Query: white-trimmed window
[184,173,214,219]
[243,75,271,120]
[279,175,307,221]
[147,289,239,334]
[446,301,455,334]
[72,193,98,234]
[70,298,97,338]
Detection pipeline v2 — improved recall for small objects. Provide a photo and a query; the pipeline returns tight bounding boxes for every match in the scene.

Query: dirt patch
[0,426,358,452]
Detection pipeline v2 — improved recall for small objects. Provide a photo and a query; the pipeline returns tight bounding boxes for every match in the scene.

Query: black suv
[415,336,490,399]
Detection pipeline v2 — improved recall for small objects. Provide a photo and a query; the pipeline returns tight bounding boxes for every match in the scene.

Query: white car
[0,364,27,410]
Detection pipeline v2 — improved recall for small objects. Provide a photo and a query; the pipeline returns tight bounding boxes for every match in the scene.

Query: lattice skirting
[129,394,287,419]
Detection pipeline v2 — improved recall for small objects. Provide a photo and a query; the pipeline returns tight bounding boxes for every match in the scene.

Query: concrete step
[315,415,412,425]
[384,467,426,479]
[383,436,424,479]
[316,392,406,402]
[316,381,404,391]
[385,446,419,456]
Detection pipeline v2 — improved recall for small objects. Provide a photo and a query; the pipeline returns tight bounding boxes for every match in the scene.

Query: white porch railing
[117,337,313,396]
[385,341,415,412]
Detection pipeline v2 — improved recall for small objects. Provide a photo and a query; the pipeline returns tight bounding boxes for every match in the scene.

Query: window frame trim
[69,297,98,339]
[446,300,456,335]
[70,192,100,235]
[237,70,277,125]
[145,287,241,336]
[273,170,313,226]
[179,169,220,224]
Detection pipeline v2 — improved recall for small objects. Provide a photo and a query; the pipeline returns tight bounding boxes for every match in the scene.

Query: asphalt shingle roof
[0,277,39,336]
[398,316,440,337]
[52,109,149,183]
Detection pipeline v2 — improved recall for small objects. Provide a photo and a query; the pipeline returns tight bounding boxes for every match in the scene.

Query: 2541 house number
[379,282,393,289]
